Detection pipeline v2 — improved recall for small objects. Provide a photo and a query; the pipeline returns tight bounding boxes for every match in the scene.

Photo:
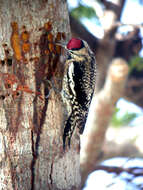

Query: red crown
[67,38,82,50]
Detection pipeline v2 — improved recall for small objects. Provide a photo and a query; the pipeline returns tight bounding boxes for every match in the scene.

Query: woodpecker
[61,38,96,149]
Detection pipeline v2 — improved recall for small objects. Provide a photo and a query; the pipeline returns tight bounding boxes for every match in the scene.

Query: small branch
[94,164,143,188]
[94,165,143,177]
[80,58,129,186]
[115,21,143,29]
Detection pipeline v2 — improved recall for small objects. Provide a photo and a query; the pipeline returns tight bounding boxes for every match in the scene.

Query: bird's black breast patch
[73,61,88,108]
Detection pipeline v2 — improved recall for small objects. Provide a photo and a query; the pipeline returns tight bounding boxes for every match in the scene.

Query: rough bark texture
[0,1,81,190]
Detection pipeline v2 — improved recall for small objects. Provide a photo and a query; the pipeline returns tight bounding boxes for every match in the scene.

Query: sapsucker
[61,38,96,149]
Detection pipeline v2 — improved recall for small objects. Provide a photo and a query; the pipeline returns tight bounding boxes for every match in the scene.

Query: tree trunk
[0,1,81,189]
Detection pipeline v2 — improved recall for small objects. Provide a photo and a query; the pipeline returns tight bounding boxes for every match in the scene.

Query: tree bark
[0,1,81,189]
